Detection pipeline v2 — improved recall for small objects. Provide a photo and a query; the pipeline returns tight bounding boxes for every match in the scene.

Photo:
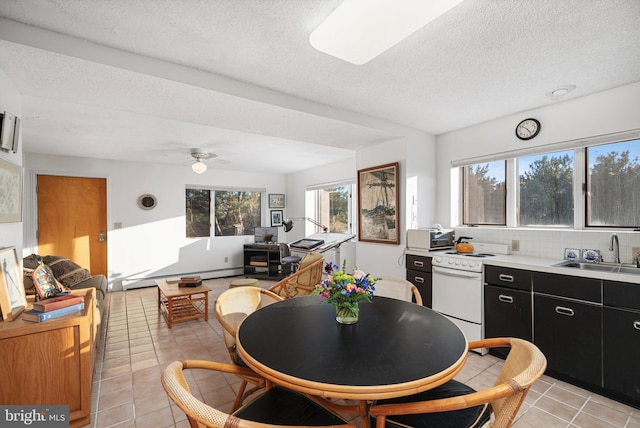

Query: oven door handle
[432,266,482,279]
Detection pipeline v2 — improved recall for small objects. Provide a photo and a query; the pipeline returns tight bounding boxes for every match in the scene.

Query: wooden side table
[156,279,211,328]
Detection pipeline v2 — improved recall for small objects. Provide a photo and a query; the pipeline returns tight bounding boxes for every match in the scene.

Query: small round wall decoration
[515,118,541,140]
[137,194,157,210]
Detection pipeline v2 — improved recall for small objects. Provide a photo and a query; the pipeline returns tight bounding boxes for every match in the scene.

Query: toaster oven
[407,228,455,251]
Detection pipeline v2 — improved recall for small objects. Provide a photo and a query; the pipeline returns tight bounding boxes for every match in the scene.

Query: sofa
[22,254,107,331]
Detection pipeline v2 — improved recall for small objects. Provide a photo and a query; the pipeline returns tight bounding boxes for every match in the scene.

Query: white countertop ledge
[406,249,640,285]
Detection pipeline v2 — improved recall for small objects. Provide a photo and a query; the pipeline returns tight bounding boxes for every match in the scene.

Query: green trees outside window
[462,138,640,228]
[186,188,261,237]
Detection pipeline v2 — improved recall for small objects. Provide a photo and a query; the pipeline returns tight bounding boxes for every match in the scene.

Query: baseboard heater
[122,267,242,291]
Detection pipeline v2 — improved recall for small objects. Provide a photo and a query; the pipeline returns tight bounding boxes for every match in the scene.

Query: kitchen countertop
[406,248,640,285]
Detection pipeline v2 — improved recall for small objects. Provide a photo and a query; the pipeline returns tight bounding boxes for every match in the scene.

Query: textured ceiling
[0,0,639,174]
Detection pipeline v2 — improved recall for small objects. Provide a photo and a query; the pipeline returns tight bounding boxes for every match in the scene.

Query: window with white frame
[308,182,355,234]
[458,132,640,229]
[186,188,262,237]
[586,138,640,227]
[518,150,574,227]
[462,161,506,225]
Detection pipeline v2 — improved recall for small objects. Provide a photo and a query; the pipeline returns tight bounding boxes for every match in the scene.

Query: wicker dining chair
[268,252,324,298]
[374,276,423,306]
[162,360,356,428]
[214,286,283,411]
[369,337,547,428]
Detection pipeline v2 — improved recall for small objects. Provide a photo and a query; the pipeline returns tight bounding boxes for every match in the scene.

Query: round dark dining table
[236,295,468,428]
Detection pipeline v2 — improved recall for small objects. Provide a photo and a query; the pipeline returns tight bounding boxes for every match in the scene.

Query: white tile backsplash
[454,227,640,263]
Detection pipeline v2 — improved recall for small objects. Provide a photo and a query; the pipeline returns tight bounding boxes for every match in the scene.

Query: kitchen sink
[553,260,640,276]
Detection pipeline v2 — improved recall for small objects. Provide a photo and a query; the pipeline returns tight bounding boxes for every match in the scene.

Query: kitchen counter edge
[406,249,640,284]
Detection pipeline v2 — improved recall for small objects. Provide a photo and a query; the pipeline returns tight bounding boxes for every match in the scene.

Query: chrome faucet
[609,233,620,264]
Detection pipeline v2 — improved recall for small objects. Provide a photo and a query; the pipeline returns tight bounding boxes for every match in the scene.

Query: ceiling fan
[189,150,227,173]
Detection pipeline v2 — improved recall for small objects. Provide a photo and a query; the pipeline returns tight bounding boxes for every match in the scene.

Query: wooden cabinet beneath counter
[0,288,97,428]
[405,254,432,308]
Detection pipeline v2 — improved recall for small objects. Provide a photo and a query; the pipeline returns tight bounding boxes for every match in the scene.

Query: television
[255,227,278,244]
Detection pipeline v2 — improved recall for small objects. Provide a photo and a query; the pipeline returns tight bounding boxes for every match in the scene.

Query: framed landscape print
[0,157,22,223]
[271,210,283,227]
[357,162,400,245]
[269,193,285,208]
[0,246,26,321]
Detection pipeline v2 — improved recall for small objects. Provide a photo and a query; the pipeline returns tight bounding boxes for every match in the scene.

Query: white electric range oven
[431,243,510,353]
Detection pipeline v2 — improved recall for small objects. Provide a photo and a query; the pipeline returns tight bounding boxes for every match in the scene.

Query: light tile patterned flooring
[88,277,640,428]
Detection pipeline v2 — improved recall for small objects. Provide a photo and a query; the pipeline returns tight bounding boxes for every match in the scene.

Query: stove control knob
[454,259,460,265]
[469,261,477,268]
[434,256,442,263]
[461,260,468,266]
[448,258,454,264]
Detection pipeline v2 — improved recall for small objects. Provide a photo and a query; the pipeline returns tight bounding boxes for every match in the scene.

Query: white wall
[286,128,437,279]
[355,131,436,279]
[436,82,640,262]
[0,69,23,256]
[23,153,286,290]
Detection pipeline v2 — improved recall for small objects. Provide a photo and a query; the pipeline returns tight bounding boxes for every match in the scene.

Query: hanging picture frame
[0,246,26,321]
[268,193,285,208]
[357,162,400,244]
[270,210,283,227]
[0,157,22,223]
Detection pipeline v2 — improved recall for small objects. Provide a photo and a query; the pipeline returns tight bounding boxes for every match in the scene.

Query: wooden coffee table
[156,279,211,328]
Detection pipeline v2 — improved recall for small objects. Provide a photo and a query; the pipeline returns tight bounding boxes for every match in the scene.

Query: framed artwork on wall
[0,246,26,321]
[0,157,22,223]
[357,162,400,245]
[269,193,285,208]
[271,210,283,227]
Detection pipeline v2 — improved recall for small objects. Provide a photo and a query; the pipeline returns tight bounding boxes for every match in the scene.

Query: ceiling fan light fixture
[192,160,207,174]
[309,0,464,65]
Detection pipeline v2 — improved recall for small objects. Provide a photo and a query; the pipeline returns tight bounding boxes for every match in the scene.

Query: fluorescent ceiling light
[310,0,464,65]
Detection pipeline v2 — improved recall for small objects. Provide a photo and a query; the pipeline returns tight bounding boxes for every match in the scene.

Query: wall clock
[137,194,157,210]
[515,118,541,140]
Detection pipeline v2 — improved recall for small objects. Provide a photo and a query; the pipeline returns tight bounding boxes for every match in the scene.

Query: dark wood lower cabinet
[406,269,432,308]
[406,254,432,308]
[484,285,532,359]
[603,306,640,402]
[533,294,602,387]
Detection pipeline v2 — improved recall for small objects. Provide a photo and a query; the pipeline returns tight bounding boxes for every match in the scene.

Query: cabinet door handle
[414,276,425,283]
[555,306,575,316]
[634,321,640,330]
[413,260,424,267]
[498,295,514,303]
[498,274,514,282]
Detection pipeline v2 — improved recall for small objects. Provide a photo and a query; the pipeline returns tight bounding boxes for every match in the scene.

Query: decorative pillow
[23,253,42,270]
[22,254,43,295]
[32,263,69,299]
[23,268,36,295]
[42,256,92,288]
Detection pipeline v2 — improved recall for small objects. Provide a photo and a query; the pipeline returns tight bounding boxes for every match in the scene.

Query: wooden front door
[37,175,107,276]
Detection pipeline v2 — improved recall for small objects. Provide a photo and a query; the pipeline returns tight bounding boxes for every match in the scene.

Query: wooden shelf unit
[243,244,285,279]
[0,288,97,428]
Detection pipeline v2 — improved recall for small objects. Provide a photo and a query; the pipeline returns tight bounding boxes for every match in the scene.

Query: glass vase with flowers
[313,261,377,324]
